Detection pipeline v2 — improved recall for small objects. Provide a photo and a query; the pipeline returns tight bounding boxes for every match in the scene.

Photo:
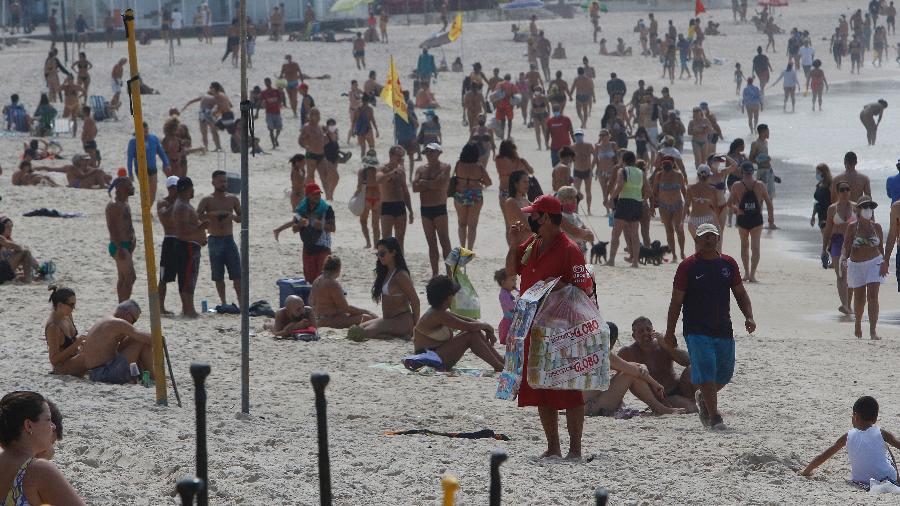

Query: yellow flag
[448,13,462,41]
[380,56,409,123]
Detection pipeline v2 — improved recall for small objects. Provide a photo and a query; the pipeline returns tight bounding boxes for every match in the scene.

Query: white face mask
[816,172,824,182]
[860,208,874,220]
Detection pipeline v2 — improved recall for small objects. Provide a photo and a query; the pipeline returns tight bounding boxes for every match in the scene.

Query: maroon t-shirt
[673,254,741,340]
[259,88,282,115]
[546,115,573,151]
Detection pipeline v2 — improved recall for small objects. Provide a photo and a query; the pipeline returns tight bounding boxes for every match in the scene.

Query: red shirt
[546,115,573,151]
[259,88,282,115]
[515,232,593,409]
[496,81,518,109]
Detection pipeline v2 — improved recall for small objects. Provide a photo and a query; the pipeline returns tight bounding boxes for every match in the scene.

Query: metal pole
[61,0,68,63]
[239,0,251,415]
[190,363,211,506]
[122,8,169,405]
[595,487,608,506]
[311,373,332,506]
[92,0,98,32]
[489,449,507,506]
[176,476,204,505]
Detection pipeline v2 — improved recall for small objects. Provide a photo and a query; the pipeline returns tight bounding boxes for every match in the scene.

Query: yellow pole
[122,9,168,406]
[441,474,459,506]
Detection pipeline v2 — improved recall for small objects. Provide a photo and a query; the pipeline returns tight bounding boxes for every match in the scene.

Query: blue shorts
[685,334,735,386]
[88,353,132,384]
[550,148,559,166]
[208,235,241,282]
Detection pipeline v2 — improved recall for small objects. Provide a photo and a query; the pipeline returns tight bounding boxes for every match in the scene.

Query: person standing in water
[823,180,856,315]
[808,60,829,111]
[860,99,887,145]
[728,162,776,283]
[841,196,885,339]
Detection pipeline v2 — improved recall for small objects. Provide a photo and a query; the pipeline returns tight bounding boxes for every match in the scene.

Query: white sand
[2,2,900,504]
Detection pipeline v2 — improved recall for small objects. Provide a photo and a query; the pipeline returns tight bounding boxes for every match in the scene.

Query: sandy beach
[2,1,900,503]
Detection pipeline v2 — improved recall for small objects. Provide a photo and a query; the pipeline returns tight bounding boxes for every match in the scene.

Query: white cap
[165,175,180,188]
[424,142,443,153]
[574,129,585,136]
[696,164,711,176]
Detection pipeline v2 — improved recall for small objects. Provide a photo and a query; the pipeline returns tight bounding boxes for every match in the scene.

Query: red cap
[521,195,562,215]
[305,182,322,196]
[117,167,127,177]
[299,83,309,91]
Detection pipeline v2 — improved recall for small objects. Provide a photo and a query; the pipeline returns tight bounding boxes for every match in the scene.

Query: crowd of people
[4,0,900,501]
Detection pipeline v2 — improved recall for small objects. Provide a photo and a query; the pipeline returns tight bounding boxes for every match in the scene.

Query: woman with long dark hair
[0,391,85,505]
[494,139,534,207]
[502,171,533,247]
[453,143,492,249]
[600,103,629,149]
[43,286,86,377]
[347,237,420,341]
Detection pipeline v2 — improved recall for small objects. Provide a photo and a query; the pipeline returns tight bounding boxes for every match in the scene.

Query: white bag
[348,192,365,216]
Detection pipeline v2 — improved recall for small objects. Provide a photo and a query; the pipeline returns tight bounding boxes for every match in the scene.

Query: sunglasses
[376,251,388,258]
[838,187,850,193]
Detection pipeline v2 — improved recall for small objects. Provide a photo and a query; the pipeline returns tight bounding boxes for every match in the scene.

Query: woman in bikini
[687,107,713,169]
[494,140,534,207]
[347,237,419,341]
[840,196,885,339]
[707,154,738,249]
[724,138,748,227]
[685,164,719,237]
[43,286,86,377]
[309,256,377,329]
[467,114,496,169]
[601,104,630,151]
[43,50,62,103]
[593,129,619,216]
[502,170,533,247]
[728,161,776,282]
[453,143,492,250]
[354,94,378,160]
[651,156,687,262]
[0,392,86,506]
[355,151,381,249]
[411,275,504,372]
[161,118,186,178]
[822,180,855,315]
[530,87,549,150]
[71,52,92,102]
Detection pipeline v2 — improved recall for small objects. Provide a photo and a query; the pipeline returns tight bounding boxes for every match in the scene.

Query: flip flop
[695,390,710,428]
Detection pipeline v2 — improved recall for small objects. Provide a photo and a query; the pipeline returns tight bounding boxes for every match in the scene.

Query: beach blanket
[384,429,511,441]
[22,208,83,218]
[370,362,495,378]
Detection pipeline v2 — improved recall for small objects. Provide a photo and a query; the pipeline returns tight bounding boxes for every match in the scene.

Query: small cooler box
[277,277,311,307]
[226,172,241,194]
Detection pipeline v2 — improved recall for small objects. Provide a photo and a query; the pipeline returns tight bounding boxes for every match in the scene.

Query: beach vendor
[505,194,594,460]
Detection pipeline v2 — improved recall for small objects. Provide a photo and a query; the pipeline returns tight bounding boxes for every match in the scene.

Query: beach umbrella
[421,31,453,49]
[330,0,373,13]
[501,0,545,9]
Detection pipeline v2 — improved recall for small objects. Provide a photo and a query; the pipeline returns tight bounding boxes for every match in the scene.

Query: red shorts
[302,249,330,282]
[495,103,514,121]
[516,333,585,410]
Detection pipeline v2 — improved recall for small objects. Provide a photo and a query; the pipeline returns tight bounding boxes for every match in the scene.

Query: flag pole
[238,0,251,414]
[122,9,169,406]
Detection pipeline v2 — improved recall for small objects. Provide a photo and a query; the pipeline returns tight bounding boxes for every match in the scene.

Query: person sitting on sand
[801,396,900,487]
[347,237,420,341]
[43,286,86,377]
[0,216,36,284]
[309,255,376,329]
[617,316,696,413]
[616,38,633,56]
[79,300,153,385]
[31,154,111,189]
[0,391,86,505]
[551,42,567,59]
[451,57,463,72]
[266,295,315,337]
[410,275,505,372]
[11,160,59,187]
[415,81,440,109]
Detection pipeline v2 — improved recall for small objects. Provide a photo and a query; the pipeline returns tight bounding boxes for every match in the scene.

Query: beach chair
[89,95,111,121]
[53,119,71,136]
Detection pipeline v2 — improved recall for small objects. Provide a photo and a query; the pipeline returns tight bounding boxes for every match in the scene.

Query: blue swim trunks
[684,334,735,386]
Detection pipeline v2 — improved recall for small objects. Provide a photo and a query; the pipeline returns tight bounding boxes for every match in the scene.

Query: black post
[190,363,211,506]
[311,372,332,506]
[489,449,508,506]
[60,0,68,64]
[595,487,608,506]
[176,476,204,505]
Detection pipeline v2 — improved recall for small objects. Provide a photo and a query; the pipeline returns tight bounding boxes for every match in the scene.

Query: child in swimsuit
[494,269,518,345]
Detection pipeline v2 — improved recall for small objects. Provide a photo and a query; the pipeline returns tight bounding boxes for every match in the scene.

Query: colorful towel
[370,362,495,377]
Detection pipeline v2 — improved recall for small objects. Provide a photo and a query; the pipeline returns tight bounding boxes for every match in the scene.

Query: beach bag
[445,247,480,319]
[348,191,365,216]
[447,162,459,198]
[526,284,610,391]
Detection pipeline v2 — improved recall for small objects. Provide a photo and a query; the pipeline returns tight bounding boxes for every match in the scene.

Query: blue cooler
[226,172,241,194]
[277,277,311,307]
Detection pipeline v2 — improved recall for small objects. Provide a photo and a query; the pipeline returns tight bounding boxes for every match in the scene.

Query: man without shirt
[412,143,451,277]
[81,105,99,165]
[173,177,209,318]
[197,170,242,308]
[299,108,327,186]
[268,295,315,337]
[279,55,305,118]
[377,145,414,249]
[106,177,136,302]
[619,317,696,413]
[80,300,153,384]
[572,67,595,129]
[157,176,180,314]
[831,151,872,204]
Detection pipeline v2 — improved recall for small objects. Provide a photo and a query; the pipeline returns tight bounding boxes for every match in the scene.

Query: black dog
[590,241,608,264]
[638,240,671,266]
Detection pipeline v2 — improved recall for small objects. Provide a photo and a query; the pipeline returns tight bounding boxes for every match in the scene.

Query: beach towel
[384,429,511,441]
[369,362,495,378]
[22,208,83,218]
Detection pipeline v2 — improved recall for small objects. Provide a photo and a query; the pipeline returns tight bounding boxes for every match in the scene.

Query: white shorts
[112,78,122,94]
[847,256,885,289]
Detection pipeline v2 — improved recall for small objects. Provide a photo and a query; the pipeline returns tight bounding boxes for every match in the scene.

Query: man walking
[664,224,756,429]
[106,177,137,302]
[197,170,242,309]
[259,78,283,149]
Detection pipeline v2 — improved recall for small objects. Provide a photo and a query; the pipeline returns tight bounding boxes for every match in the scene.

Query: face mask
[815,172,823,182]
[663,163,673,171]
[699,173,709,180]
[553,111,561,118]
[860,208,874,220]
[528,215,543,234]
[328,125,337,133]
[561,203,577,213]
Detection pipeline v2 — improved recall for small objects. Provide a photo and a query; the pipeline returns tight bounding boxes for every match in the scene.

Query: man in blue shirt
[416,48,436,84]
[127,122,170,201]
[887,160,900,203]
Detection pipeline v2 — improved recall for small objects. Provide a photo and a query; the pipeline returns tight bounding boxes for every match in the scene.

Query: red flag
[695,0,705,15]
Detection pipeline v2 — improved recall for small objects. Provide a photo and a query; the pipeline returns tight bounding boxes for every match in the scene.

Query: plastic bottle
[201,300,208,313]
